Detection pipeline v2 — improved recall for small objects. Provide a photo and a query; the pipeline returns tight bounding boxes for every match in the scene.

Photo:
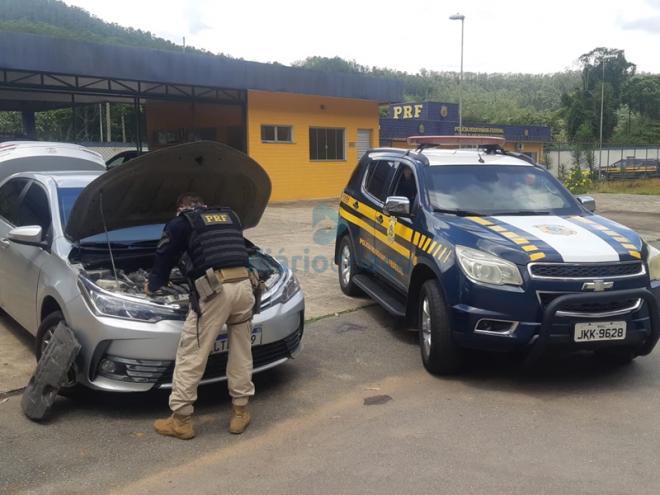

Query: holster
[248,268,266,315]
[193,268,224,303]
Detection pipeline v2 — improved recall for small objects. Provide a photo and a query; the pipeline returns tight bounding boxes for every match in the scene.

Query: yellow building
[145,92,381,201]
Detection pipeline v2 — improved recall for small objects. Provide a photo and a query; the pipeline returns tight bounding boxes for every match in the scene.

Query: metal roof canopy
[0,31,403,112]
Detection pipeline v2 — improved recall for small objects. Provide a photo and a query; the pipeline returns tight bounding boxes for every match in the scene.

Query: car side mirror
[8,225,46,248]
[384,196,410,217]
[576,195,596,212]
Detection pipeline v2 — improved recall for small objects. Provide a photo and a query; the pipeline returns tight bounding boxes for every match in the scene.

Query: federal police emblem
[387,217,397,241]
[534,224,577,236]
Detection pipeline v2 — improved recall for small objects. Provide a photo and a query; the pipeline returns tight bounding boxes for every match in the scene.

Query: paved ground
[0,193,659,494]
[246,199,369,320]
[592,193,660,243]
[2,306,660,495]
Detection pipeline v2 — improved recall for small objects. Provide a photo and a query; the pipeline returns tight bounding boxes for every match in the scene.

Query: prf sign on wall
[388,102,458,121]
[390,103,424,119]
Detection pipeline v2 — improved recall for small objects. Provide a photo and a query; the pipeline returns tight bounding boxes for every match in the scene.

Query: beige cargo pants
[169,278,256,416]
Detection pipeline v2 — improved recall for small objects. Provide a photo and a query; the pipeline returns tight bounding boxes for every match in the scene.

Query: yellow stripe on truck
[339,208,373,236]
[339,206,409,258]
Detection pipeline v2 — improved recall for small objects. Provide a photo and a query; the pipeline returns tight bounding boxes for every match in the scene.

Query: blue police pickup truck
[334,136,660,374]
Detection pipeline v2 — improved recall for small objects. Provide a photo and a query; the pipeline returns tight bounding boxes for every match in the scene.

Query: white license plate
[212,327,262,354]
[574,321,627,342]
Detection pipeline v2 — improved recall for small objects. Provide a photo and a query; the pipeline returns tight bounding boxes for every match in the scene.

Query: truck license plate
[574,321,626,342]
[213,327,262,354]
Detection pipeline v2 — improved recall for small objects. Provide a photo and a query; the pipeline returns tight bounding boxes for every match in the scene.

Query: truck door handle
[352,201,359,209]
[0,238,9,248]
[376,215,384,224]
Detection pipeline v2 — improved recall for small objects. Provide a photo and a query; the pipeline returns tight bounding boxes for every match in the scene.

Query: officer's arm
[147,218,189,293]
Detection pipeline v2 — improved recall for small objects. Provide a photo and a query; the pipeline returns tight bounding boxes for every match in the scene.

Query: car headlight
[78,276,185,322]
[278,271,301,304]
[646,243,660,281]
[455,245,523,286]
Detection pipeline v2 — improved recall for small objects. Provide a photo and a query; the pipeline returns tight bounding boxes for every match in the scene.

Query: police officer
[149,194,256,440]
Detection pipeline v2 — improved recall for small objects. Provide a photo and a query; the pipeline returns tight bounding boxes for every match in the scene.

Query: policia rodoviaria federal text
[147,194,262,440]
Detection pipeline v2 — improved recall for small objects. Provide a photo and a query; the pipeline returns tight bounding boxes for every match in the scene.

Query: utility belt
[190,266,264,315]
[193,266,250,302]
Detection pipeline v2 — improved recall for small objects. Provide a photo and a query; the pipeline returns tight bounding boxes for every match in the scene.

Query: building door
[356,129,372,161]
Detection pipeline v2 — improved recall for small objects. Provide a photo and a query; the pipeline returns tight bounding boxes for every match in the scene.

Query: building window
[261,125,293,143]
[309,128,345,161]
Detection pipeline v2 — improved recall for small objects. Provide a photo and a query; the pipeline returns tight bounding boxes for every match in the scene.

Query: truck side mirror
[384,196,410,217]
[576,195,596,212]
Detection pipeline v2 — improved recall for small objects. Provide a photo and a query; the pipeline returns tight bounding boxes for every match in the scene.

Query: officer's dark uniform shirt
[148,206,249,293]
[148,214,192,293]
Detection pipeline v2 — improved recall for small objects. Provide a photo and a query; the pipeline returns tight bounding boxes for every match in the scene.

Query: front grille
[99,327,303,385]
[530,262,643,279]
[160,328,303,384]
[538,292,642,315]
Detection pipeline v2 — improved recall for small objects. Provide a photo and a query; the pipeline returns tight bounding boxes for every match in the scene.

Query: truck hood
[65,141,271,241]
[440,213,644,264]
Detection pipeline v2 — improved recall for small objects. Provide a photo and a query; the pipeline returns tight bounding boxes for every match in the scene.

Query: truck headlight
[646,244,660,281]
[455,245,523,286]
[79,276,186,322]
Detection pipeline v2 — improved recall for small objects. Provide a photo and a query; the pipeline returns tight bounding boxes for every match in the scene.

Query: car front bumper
[450,281,660,357]
[64,289,305,392]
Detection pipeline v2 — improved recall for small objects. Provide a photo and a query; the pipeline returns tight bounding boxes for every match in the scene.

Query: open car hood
[65,141,271,241]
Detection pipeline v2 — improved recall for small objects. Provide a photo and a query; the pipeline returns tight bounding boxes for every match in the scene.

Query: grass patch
[588,178,660,195]
[305,302,376,323]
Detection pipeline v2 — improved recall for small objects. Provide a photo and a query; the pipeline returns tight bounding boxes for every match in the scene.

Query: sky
[64,0,660,74]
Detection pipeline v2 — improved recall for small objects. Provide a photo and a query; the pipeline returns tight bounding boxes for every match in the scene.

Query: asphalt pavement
[1,194,660,495]
[2,304,660,495]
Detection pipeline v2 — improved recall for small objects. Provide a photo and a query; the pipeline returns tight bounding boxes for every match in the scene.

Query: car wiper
[490,210,551,216]
[432,208,485,217]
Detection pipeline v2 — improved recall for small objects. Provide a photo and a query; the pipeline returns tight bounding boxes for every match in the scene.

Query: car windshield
[423,165,581,216]
[57,186,164,244]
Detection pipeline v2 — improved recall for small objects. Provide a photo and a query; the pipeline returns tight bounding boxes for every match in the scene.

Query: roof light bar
[407,136,506,147]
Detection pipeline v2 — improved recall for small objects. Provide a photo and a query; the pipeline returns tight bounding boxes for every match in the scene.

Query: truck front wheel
[419,280,464,375]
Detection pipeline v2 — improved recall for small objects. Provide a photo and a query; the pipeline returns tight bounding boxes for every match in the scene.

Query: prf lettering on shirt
[202,213,232,225]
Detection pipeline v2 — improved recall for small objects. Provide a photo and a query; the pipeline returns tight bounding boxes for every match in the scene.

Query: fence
[544,143,660,178]
[79,142,146,162]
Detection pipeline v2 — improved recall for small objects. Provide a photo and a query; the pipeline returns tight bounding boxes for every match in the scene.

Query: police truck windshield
[423,165,582,216]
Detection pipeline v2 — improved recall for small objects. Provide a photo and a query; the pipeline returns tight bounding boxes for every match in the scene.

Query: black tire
[36,311,82,396]
[418,280,464,375]
[337,236,363,297]
[594,347,636,366]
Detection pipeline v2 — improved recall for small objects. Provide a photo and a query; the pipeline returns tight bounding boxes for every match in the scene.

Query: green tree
[561,48,635,143]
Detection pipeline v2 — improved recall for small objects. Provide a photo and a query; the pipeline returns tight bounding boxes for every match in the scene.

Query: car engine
[84,268,190,306]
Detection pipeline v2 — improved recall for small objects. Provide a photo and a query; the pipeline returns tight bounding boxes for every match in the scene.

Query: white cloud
[621,16,660,34]
[63,0,660,74]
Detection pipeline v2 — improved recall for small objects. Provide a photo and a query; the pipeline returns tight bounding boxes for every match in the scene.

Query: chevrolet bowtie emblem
[582,280,614,292]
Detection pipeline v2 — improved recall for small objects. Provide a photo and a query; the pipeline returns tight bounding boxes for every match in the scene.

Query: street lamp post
[449,13,465,136]
[599,54,616,176]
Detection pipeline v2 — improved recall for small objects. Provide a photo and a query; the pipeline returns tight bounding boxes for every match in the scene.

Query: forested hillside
[0,0,230,56]
[0,0,658,145]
